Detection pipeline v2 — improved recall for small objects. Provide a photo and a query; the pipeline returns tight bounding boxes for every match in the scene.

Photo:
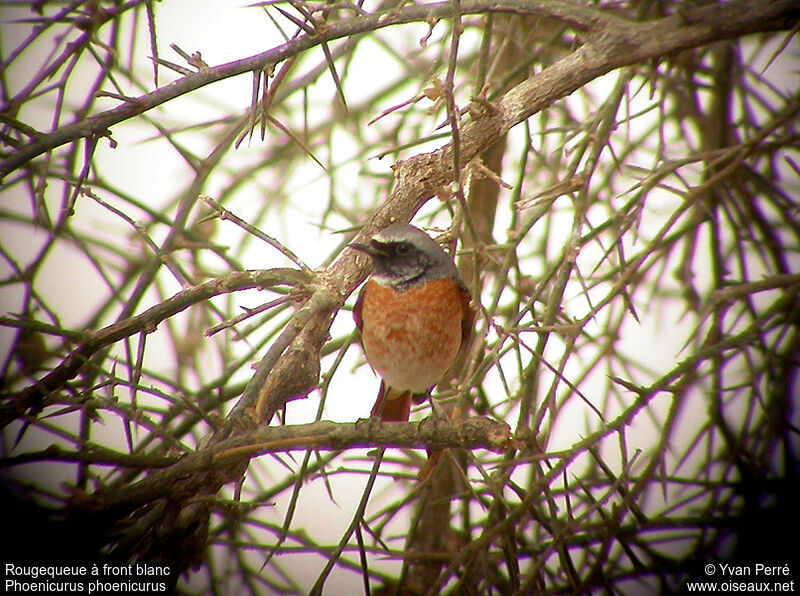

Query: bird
[351,223,475,422]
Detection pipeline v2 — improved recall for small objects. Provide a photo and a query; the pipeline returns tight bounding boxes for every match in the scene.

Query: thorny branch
[245,0,800,426]
[1,0,798,590]
[0,268,310,425]
[1,0,796,179]
[1,417,512,496]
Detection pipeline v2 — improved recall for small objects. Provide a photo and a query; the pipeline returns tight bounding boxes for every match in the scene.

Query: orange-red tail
[371,382,412,422]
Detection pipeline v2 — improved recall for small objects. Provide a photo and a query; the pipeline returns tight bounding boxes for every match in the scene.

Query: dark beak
[349,239,388,258]
[349,242,372,255]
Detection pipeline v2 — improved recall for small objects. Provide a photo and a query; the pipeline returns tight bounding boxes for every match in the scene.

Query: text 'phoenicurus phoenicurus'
[351,224,475,422]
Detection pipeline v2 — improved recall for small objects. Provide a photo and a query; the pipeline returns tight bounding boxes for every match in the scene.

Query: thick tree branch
[66,417,512,512]
[0,0,596,179]
[2,0,794,180]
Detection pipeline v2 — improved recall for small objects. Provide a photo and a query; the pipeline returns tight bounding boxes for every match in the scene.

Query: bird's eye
[394,242,411,256]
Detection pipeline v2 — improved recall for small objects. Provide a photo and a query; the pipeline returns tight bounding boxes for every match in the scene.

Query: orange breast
[359,278,466,393]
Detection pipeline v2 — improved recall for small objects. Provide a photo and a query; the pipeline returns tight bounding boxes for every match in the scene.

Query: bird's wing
[353,282,366,333]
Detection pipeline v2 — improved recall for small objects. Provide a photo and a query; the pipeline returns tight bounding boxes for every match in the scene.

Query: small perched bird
[351,224,475,421]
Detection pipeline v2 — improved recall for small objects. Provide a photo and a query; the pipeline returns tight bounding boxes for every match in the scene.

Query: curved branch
[68,417,511,511]
[0,268,310,426]
[0,417,512,469]
[4,0,794,179]
[0,0,602,179]
[247,0,800,424]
